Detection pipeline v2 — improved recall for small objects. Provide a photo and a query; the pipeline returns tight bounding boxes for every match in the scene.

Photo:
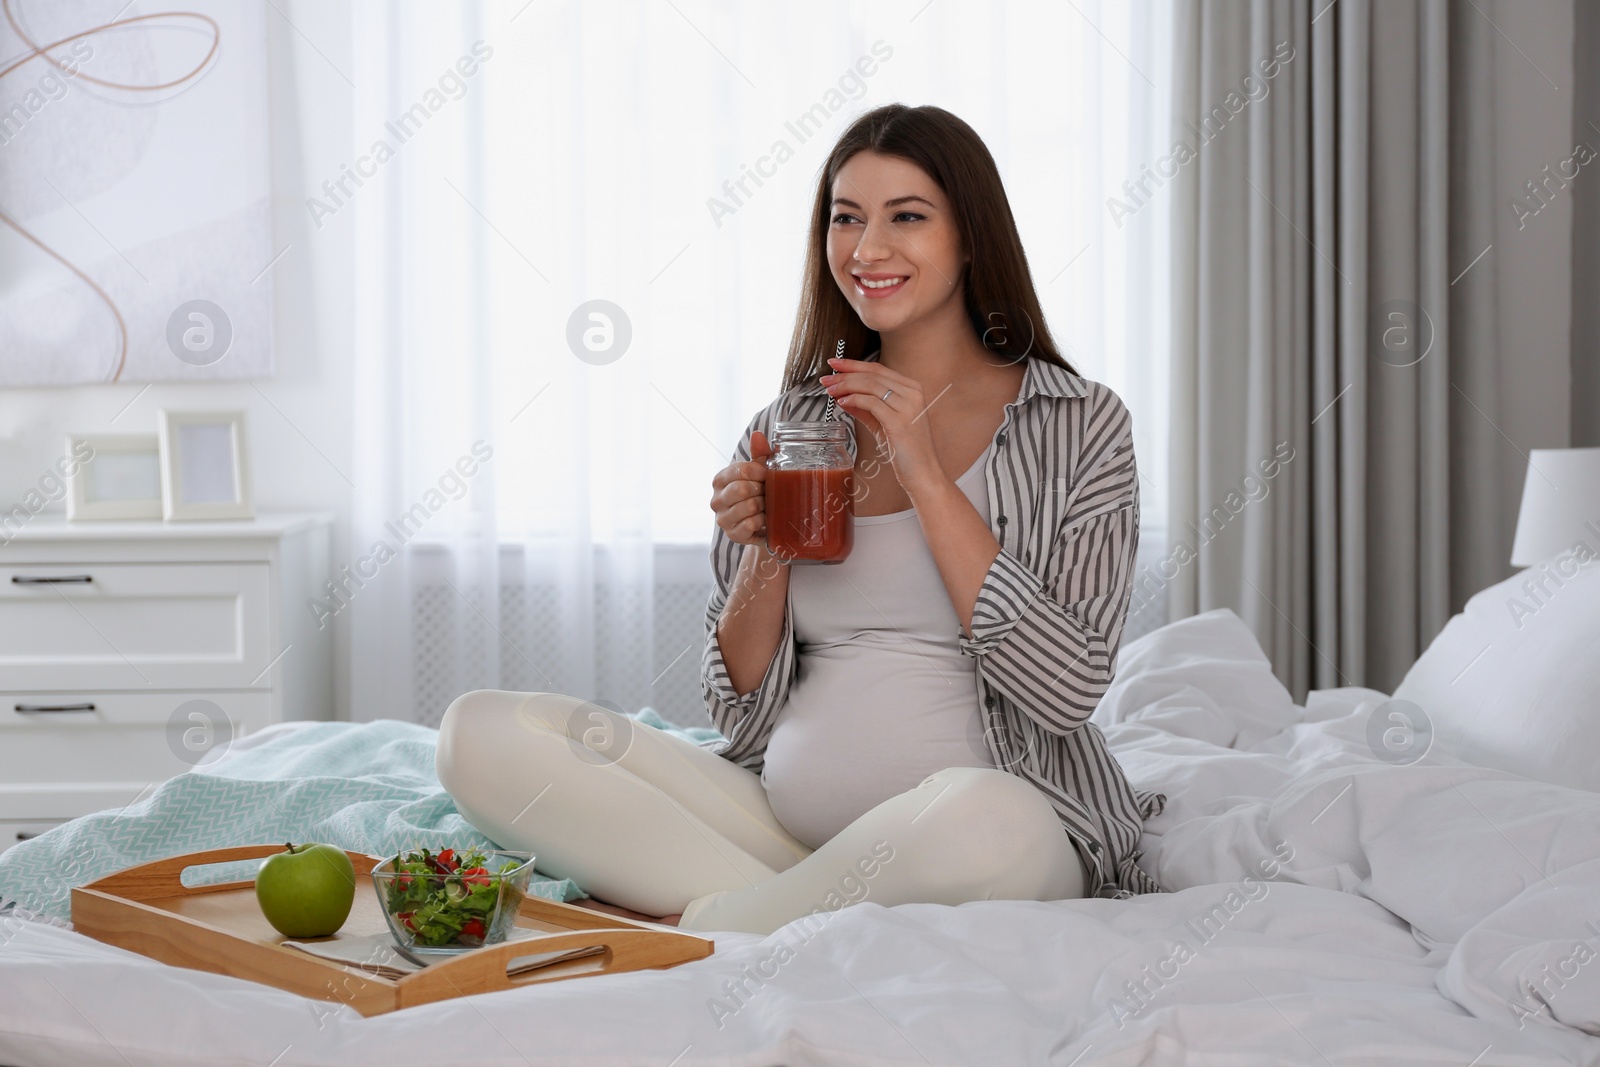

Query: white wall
[0,3,359,716]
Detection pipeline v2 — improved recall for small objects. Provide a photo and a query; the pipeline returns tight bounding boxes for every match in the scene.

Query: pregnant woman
[437,103,1165,935]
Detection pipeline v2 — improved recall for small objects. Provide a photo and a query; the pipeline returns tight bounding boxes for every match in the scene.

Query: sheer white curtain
[344,0,1174,726]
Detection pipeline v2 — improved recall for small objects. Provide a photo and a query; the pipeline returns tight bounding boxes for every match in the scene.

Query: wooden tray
[70,844,714,1016]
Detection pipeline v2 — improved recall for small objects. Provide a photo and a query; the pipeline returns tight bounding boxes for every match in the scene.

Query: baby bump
[759,645,995,849]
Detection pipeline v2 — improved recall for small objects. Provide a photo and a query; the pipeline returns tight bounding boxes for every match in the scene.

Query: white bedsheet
[3,609,1598,1066]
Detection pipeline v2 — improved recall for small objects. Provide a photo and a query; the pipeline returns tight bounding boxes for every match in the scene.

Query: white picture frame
[157,410,254,521]
[66,434,165,521]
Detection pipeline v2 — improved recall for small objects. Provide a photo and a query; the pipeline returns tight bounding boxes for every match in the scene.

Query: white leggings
[435,691,1088,936]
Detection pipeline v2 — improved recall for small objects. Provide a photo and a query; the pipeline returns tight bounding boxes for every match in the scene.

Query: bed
[2,582,1598,1065]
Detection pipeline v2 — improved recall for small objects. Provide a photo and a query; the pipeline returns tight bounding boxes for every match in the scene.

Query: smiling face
[827,151,969,336]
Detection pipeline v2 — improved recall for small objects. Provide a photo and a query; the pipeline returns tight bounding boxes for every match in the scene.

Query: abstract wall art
[0,0,272,385]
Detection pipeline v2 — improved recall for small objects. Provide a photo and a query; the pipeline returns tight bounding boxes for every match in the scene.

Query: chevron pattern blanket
[0,712,720,926]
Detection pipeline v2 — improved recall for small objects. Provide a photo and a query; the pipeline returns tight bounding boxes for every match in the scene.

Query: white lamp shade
[1510,447,1600,567]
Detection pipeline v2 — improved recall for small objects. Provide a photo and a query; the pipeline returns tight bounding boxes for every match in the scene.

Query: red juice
[766,466,855,563]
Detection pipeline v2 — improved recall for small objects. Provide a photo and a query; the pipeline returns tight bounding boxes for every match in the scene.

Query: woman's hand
[821,357,943,492]
[710,430,781,553]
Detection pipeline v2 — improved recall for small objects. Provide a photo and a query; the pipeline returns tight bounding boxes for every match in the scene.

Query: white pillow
[1393,551,1600,791]
[1093,607,1300,749]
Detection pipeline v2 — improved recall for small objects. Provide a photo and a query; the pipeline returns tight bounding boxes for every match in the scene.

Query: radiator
[407,536,1169,730]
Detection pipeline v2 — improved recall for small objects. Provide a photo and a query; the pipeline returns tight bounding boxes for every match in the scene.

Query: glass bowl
[370,848,536,959]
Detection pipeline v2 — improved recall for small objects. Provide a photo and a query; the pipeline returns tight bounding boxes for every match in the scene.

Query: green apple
[255,842,356,938]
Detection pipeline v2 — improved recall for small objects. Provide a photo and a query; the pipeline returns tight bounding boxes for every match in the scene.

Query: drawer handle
[11,574,93,585]
[14,702,96,714]
[16,831,38,841]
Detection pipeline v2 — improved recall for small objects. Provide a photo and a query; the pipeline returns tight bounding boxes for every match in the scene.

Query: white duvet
[3,609,1598,1066]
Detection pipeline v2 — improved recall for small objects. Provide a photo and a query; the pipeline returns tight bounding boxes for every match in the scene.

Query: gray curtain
[1167,0,1505,701]
[1573,0,1600,448]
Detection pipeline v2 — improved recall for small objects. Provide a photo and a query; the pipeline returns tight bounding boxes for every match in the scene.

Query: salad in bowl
[371,847,536,958]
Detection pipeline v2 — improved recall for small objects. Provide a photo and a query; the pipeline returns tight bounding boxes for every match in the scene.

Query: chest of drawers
[0,513,333,852]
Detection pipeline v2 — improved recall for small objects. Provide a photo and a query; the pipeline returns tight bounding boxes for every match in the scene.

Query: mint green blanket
[0,711,723,925]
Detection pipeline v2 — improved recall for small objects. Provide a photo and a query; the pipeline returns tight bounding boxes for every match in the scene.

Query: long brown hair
[780,103,1078,395]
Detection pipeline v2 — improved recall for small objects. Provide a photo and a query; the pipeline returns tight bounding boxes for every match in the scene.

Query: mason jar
[765,420,855,564]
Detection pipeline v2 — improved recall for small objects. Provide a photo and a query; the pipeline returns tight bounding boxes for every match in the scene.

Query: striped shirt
[700,350,1166,898]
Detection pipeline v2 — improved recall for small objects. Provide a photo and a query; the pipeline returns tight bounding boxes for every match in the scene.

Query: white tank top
[760,442,999,849]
